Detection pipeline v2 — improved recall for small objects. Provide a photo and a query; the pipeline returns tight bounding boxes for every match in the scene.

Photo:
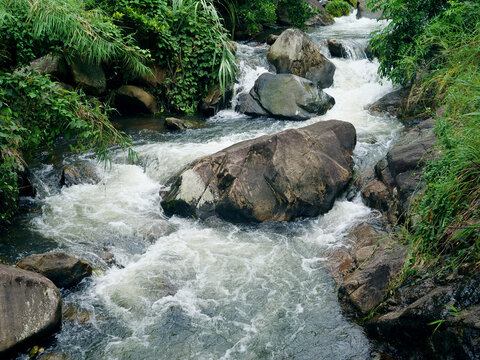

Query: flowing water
[5,11,404,360]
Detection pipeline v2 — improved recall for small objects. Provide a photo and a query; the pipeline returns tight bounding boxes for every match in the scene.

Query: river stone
[200,84,232,116]
[236,73,335,120]
[115,85,158,114]
[165,117,205,131]
[135,64,167,89]
[161,120,356,223]
[267,28,336,88]
[368,88,410,118]
[26,55,67,81]
[17,252,92,289]
[0,265,62,355]
[338,239,407,316]
[70,59,106,96]
[356,0,382,19]
[60,163,99,187]
[327,39,348,58]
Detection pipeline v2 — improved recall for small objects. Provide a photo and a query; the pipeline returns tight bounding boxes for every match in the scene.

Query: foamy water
[15,11,402,360]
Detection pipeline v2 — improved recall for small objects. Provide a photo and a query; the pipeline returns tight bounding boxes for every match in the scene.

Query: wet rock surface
[267,28,336,88]
[235,73,335,120]
[368,88,410,118]
[17,252,92,289]
[60,163,100,187]
[164,117,205,131]
[0,265,62,355]
[200,84,232,116]
[161,120,356,223]
[361,118,438,222]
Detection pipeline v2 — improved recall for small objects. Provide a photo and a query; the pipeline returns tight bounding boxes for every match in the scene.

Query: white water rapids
[13,11,404,360]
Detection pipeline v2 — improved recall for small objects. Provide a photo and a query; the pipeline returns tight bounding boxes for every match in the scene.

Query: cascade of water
[10,12,403,360]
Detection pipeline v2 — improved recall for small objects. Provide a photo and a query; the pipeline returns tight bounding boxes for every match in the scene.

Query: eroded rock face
[267,29,336,88]
[0,265,62,355]
[356,0,382,19]
[338,239,408,316]
[235,73,335,120]
[200,84,232,116]
[17,252,92,289]
[368,88,410,118]
[115,85,158,114]
[362,119,437,223]
[71,59,106,96]
[161,120,356,223]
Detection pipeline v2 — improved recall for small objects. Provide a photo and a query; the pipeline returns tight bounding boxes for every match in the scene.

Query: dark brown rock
[267,29,336,89]
[71,59,106,96]
[200,84,232,116]
[265,34,279,45]
[327,39,348,58]
[161,120,356,223]
[0,265,62,355]
[368,88,410,118]
[339,239,407,316]
[17,252,92,289]
[60,163,99,187]
[115,85,158,114]
[165,117,205,131]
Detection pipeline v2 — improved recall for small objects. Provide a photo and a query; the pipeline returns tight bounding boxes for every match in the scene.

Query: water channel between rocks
[5,11,404,360]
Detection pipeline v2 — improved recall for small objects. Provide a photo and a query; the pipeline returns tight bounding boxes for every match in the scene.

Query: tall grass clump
[371,0,480,281]
[326,0,351,18]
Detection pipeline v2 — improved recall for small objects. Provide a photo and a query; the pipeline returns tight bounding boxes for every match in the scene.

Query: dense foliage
[326,0,351,18]
[0,71,135,222]
[370,0,480,279]
[96,0,236,112]
[236,0,316,35]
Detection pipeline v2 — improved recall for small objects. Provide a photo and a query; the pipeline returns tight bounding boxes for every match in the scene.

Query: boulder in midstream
[160,120,356,223]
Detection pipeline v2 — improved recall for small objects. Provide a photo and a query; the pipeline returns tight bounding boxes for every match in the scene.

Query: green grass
[326,0,351,18]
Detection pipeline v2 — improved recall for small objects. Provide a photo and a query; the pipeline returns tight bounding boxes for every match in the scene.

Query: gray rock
[267,28,336,88]
[356,0,382,19]
[0,265,62,355]
[327,39,348,58]
[115,85,158,114]
[362,119,437,221]
[236,73,335,120]
[27,55,67,81]
[200,84,232,116]
[60,163,99,187]
[368,88,410,118]
[17,252,92,289]
[71,59,106,96]
[161,120,356,223]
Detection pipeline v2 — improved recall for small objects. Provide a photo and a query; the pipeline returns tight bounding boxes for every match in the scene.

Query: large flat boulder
[267,28,336,88]
[235,73,335,120]
[161,120,356,223]
[0,265,62,355]
[17,252,92,289]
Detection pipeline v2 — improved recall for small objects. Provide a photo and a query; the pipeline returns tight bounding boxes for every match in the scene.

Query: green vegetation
[0,0,237,223]
[369,0,480,280]
[97,0,236,112]
[326,0,351,18]
[236,0,316,35]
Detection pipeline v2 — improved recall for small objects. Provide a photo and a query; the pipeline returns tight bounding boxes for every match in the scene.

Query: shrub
[326,0,351,18]
[99,0,236,113]
[0,71,135,222]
